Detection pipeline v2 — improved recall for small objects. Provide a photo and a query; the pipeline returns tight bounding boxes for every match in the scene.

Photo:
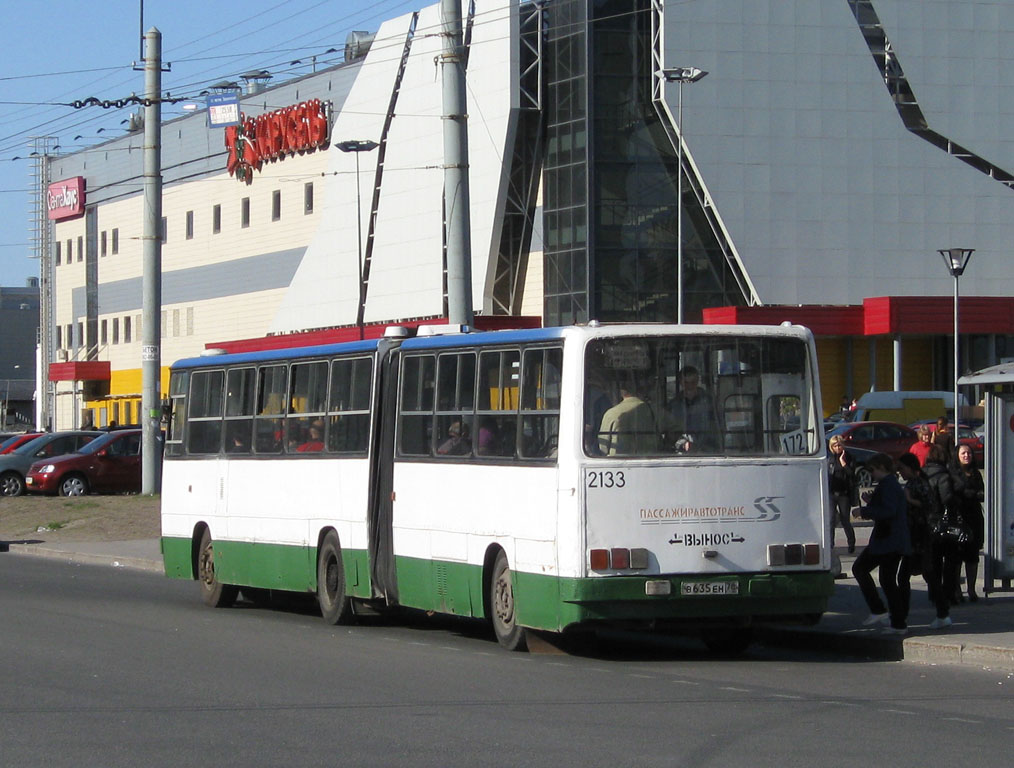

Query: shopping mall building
[40,0,1014,429]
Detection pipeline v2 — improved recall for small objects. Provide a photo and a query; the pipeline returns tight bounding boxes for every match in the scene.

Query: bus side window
[255,365,287,454]
[328,356,372,454]
[520,347,562,458]
[187,369,225,455]
[224,367,256,453]
[286,361,328,452]
[435,352,476,458]
[399,355,435,456]
[477,349,520,458]
[165,372,187,457]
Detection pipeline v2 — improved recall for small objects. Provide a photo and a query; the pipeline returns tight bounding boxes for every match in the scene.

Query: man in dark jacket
[852,453,911,633]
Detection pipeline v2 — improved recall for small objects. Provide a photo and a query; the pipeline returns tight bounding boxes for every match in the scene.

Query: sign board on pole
[207,93,241,127]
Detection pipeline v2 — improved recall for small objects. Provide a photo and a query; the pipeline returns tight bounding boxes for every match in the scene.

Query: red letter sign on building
[225,99,331,183]
[47,177,86,220]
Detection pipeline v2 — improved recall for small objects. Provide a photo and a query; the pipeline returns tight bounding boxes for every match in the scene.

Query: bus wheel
[490,550,527,651]
[702,627,754,655]
[197,528,237,608]
[317,533,352,625]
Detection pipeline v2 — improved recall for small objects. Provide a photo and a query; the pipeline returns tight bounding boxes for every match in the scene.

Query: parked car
[824,420,917,459]
[1,432,43,455]
[26,429,142,496]
[842,444,878,489]
[908,420,984,465]
[0,431,102,496]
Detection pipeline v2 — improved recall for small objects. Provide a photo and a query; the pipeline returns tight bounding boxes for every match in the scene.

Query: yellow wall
[83,367,171,427]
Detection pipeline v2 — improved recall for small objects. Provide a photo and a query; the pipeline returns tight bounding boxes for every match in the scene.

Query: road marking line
[720,686,750,692]
[942,717,980,724]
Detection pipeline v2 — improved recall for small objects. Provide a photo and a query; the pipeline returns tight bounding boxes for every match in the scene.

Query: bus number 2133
[587,470,626,489]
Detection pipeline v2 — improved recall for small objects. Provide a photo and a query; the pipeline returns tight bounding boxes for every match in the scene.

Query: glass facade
[543,0,749,326]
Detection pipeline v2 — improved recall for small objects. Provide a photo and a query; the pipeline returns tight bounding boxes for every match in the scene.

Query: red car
[824,420,917,459]
[0,432,43,455]
[26,429,142,496]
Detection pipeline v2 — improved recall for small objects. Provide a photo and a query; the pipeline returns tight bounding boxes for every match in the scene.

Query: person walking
[897,452,933,580]
[852,453,911,634]
[827,435,857,553]
[951,443,985,602]
[923,443,960,627]
[932,416,955,466]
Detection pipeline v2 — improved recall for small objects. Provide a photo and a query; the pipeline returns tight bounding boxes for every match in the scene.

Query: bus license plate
[681,581,739,596]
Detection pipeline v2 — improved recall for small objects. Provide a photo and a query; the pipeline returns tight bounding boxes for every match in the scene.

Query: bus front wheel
[197,528,237,608]
[490,550,527,651]
[317,533,352,625]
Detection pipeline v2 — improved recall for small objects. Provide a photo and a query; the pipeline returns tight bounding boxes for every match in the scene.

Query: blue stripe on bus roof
[171,339,381,369]
[171,327,568,369]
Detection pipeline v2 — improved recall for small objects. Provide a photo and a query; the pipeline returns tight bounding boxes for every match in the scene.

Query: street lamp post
[939,248,975,423]
[337,139,380,340]
[3,365,20,428]
[662,66,708,324]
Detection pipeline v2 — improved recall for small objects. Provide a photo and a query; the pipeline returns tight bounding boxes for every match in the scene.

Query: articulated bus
[161,323,834,651]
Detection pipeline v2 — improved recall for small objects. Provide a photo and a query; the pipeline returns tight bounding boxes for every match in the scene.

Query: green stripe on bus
[160,536,372,598]
[163,537,832,631]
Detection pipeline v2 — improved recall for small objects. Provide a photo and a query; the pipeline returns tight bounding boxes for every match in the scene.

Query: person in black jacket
[827,435,857,553]
[853,453,911,633]
[923,444,959,627]
[951,443,984,602]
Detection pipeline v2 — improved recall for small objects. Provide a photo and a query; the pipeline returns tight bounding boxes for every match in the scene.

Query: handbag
[933,517,971,551]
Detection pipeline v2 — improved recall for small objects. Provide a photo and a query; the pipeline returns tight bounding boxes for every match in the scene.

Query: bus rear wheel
[317,533,352,625]
[490,550,527,651]
[197,528,237,608]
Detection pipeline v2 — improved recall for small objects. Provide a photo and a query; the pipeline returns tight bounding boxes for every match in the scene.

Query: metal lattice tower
[29,135,57,430]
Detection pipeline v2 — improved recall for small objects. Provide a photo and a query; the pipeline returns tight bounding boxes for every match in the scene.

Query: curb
[5,543,165,574]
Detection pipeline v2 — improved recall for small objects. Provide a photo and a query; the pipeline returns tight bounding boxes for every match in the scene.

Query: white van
[849,390,966,424]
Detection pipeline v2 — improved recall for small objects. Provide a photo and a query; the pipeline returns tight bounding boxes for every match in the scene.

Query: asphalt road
[2,555,1013,768]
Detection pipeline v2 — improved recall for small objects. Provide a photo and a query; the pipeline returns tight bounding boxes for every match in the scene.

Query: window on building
[186,307,194,335]
[101,231,107,257]
[212,204,221,234]
[272,190,281,222]
[124,315,131,344]
[185,210,194,240]
[304,182,314,214]
[241,197,250,228]
[112,228,119,254]
[76,321,83,347]
[173,308,180,337]
[160,216,167,244]
[66,239,72,263]
[77,236,83,262]
[56,326,62,349]
[101,319,108,345]
[135,313,142,338]
[66,324,73,348]
[55,241,61,265]
[112,317,119,345]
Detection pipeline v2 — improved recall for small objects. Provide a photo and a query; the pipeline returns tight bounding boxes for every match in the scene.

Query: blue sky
[0,0,420,287]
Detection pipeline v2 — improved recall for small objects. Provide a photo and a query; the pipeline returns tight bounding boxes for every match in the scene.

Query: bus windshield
[584,335,818,457]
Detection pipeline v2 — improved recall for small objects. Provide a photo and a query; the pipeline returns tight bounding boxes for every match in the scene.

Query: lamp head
[660,67,709,84]
[939,247,974,277]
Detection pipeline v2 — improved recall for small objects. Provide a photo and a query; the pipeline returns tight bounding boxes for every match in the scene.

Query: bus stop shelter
[959,363,1014,594]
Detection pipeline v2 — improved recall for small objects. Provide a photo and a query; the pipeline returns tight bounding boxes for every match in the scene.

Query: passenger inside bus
[437,421,471,455]
[668,365,721,451]
[597,385,656,456]
[297,422,325,452]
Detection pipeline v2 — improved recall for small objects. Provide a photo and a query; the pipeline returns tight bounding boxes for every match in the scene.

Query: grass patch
[37,521,69,532]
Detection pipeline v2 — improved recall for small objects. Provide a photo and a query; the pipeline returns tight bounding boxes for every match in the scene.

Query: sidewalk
[6,531,1014,671]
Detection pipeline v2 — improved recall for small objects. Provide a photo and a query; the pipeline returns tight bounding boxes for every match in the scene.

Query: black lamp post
[337,140,379,339]
[939,248,975,422]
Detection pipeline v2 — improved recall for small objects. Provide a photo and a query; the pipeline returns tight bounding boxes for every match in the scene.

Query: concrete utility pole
[141,27,163,495]
[439,0,474,327]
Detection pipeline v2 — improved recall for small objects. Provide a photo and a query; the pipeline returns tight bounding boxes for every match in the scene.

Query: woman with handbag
[827,435,857,553]
[951,443,985,602]
[924,444,961,627]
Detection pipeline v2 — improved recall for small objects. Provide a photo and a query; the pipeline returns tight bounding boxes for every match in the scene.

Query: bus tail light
[767,543,821,566]
[590,548,651,571]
